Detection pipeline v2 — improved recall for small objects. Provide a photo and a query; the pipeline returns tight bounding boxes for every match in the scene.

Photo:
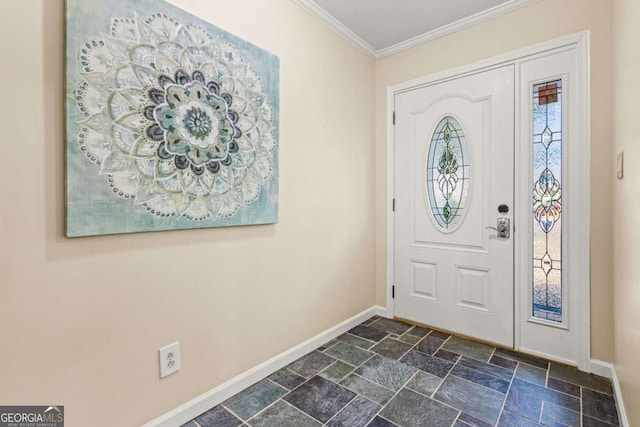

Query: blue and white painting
[65,0,279,237]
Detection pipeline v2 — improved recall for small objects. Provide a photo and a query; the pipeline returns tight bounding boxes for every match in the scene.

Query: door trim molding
[386,31,591,370]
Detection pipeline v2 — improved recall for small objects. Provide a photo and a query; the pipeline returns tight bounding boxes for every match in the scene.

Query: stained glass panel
[532,80,563,322]
[426,116,470,231]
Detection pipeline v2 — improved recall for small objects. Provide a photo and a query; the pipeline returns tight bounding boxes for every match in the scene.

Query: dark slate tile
[416,334,445,356]
[381,389,459,427]
[362,316,381,326]
[369,318,412,335]
[510,379,580,412]
[194,405,243,427]
[249,400,321,427]
[514,363,547,386]
[498,410,543,426]
[269,368,307,390]
[319,339,339,351]
[283,376,356,423]
[340,373,395,405]
[454,422,473,427]
[494,348,549,370]
[405,370,443,397]
[435,348,461,363]
[429,330,452,340]
[288,351,336,378]
[400,350,454,378]
[504,387,542,421]
[223,379,288,421]
[398,334,421,345]
[406,325,431,337]
[370,338,413,360]
[327,396,380,427]
[355,355,417,391]
[337,333,375,350]
[180,422,195,427]
[458,412,495,427]
[547,377,580,397]
[458,356,514,382]
[582,415,619,427]
[490,354,518,371]
[433,375,505,425]
[538,420,566,427]
[582,388,620,426]
[367,416,398,427]
[325,341,374,366]
[450,364,510,393]
[549,364,614,394]
[320,361,355,382]
[442,336,495,362]
[349,325,389,342]
[541,402,580,427]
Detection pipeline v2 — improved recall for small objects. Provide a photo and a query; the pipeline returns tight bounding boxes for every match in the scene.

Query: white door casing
[394,66,515,347]
[386,32,591,370]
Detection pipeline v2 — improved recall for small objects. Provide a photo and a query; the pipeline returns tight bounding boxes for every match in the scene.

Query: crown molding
[291,0,378,58]
[291,0,541,60]
[376,0,541,59]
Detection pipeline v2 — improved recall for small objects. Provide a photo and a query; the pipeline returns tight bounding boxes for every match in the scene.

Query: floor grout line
[364,369,421,427]
[495,361,518,425]
[219,402,249,426]
[321,392,360,426]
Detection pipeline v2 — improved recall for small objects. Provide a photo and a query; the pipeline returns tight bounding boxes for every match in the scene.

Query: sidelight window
[532,80,563,322]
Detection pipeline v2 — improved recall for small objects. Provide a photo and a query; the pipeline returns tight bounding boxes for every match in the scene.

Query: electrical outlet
[158,342,181,378]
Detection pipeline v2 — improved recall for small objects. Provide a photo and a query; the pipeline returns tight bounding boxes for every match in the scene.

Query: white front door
[394,66,515,347]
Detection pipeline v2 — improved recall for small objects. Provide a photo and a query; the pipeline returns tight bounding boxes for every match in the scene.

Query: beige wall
[612,0,640,424]
[374,0,614,362]
[4,0,634,425]
[0,1,375,425]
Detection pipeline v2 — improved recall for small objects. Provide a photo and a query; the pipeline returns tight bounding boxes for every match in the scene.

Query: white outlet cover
[159,342,181,378]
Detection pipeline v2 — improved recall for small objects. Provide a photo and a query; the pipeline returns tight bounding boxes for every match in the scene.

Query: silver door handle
[485,218,510,238]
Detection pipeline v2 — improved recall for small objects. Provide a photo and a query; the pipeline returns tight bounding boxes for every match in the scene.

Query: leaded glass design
[532,80,563,322]
[426,116,470,231]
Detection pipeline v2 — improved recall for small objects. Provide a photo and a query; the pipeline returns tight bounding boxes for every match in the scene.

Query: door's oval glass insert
[426,116,470,231]
[532,79,563,323]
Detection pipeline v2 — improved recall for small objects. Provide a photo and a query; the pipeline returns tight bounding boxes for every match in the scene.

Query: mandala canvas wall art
[65,0,279,237]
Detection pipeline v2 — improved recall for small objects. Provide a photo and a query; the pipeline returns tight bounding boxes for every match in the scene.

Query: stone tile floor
[182,316,620,427]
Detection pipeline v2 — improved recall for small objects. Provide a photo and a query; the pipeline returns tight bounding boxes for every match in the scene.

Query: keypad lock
[485,218,510,238]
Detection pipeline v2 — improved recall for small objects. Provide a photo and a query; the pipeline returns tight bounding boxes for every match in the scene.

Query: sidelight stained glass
[426,116,470,231]
[532,80,563,322]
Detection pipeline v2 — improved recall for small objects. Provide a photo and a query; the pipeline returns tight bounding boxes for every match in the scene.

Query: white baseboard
[376,305,391,318]
[142,306,382,427]
[589,359,613,378]
[590,360,630,427]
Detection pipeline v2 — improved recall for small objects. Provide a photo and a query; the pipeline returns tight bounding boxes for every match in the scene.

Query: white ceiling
[293,0,540,58]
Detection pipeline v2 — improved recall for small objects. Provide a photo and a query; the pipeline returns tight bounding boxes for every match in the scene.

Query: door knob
[485,218,510,238]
